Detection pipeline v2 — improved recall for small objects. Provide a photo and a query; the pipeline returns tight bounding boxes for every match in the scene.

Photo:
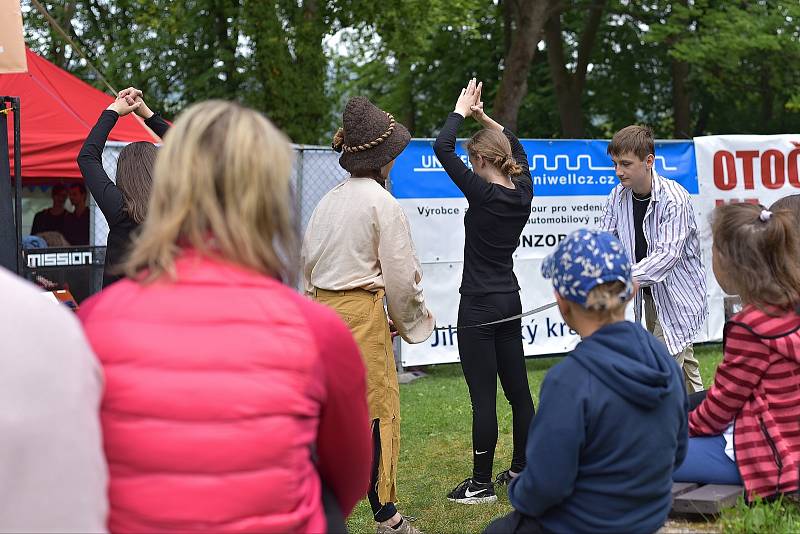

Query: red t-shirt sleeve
[298,298,372,517]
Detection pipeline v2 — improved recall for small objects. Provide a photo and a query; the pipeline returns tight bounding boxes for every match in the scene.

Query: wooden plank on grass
[672,484,743,515]
[671,482,699,498]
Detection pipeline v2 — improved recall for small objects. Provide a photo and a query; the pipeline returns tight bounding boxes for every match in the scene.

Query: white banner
[693,134,800,212]
[694,134,800,347]
[399,196,612,366]
[393,139,703,366]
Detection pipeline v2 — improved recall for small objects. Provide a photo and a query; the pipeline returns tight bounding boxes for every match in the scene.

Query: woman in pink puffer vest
[79,99,372,533]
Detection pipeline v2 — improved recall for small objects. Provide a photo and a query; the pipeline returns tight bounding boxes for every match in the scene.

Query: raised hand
[107,95,141,117]
[117,87,142,100]
[469,84,504,132]
[470,84,486,122]
[117,87,154,119]
[454,78,483,118]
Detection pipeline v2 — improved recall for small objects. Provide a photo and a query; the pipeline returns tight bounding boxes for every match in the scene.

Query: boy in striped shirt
[600,125,707,393]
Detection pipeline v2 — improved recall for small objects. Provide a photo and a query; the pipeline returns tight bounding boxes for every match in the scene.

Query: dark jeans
[367,420,398,523]
[484,510,545,534]
[688,390,707,411]
[458,292,535,483]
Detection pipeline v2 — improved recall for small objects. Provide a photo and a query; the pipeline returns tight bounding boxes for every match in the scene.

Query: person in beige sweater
[302,96,434,534]
[0,268,108,533]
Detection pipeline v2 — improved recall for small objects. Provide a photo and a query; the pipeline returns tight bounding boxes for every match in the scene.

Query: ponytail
[712,203,800,311]
[501,156,523,177]
[466,128,523,178]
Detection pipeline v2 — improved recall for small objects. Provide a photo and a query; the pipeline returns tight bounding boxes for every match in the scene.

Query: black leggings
[458,292,535,483]
[367,420,397,523]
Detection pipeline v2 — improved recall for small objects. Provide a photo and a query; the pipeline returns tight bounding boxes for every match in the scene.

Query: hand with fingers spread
[454,78,483,118]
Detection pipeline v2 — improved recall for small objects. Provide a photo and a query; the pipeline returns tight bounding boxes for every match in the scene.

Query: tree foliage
[21,0,800,142]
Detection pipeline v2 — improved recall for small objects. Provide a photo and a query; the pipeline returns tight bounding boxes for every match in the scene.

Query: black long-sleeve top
[432,113,534,295]
[77,110,170,287]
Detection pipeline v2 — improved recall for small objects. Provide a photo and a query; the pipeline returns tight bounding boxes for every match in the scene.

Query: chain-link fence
[92,142,348,267]
[291,146,349,235]
[94,143,348,245]
[90,141,127,246]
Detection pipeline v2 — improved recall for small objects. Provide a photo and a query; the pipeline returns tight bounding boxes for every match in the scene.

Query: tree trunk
[501,0,515,57]
[544,0,607,138]
[544,14,582,137]
[492,0,557,131]
[574,0,607,94]
[670,0,691,139]
[693,94,711,137]
[671,58,691,138]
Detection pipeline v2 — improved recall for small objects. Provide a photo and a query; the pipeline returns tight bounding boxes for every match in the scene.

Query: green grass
[719,496,800,534]
[346,344,724,534]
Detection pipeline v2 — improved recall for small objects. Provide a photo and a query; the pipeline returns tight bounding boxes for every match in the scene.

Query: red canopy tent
[1,47,157,184]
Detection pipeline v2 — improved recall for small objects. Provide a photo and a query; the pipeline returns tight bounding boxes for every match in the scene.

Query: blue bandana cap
[541,229,634,308]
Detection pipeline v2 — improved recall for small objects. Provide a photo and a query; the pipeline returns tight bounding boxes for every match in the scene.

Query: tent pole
[12,98,22,275]
[28,0,162,143]
[0,98,19,273]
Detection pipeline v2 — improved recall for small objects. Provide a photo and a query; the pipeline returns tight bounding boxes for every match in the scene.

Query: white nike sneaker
[446,477,498,504]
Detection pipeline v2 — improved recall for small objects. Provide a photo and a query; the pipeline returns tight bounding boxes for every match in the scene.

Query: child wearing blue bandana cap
[484,229,689,534]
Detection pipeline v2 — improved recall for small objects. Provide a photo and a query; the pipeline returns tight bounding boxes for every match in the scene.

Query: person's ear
[645,154,655,169]
[624,281,639,304]
[555,291,570,320]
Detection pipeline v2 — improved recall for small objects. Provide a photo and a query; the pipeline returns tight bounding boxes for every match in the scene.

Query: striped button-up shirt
[600,170,707,354]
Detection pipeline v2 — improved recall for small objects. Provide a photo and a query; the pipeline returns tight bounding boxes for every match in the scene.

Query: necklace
[632,192,651,202]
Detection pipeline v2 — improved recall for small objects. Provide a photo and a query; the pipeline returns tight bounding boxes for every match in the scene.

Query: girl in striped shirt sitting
[673,203,800,500]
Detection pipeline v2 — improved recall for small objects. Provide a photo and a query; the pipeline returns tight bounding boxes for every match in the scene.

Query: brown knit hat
[332,96,411,174]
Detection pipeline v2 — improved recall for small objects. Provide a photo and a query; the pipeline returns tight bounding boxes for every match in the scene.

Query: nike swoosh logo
[464,488,487,498]
[474,450,488,455]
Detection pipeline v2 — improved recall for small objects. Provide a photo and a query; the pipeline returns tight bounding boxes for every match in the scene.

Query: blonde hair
[124,100,298,283]
[466,129,522,177]
[582,281,629,322]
